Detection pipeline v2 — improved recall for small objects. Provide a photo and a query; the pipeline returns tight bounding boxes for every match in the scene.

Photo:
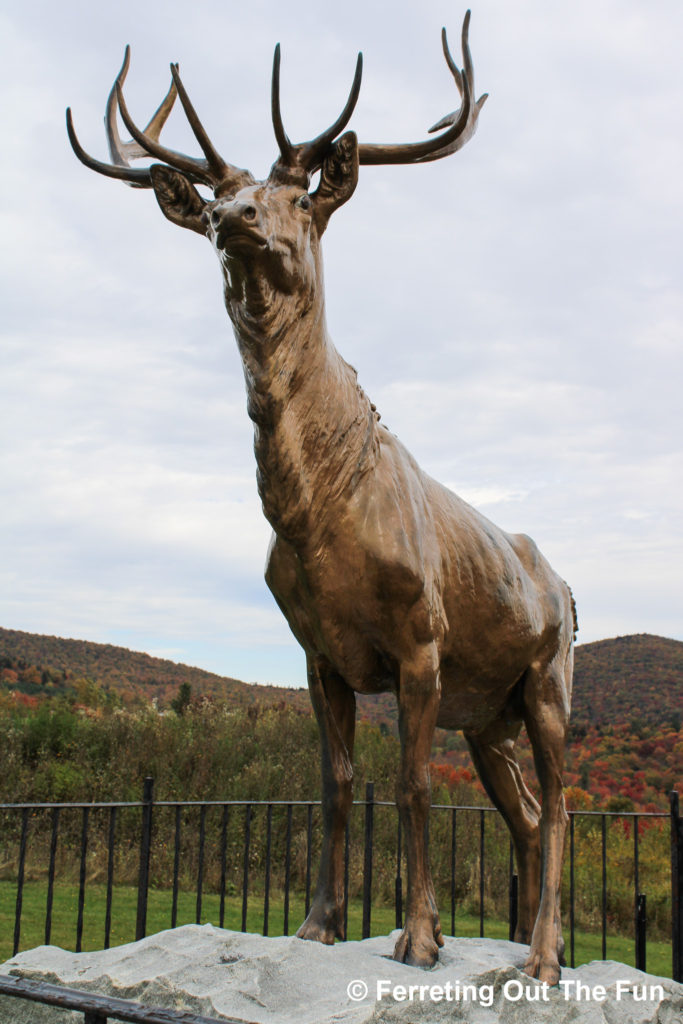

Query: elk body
[68,13,576,985]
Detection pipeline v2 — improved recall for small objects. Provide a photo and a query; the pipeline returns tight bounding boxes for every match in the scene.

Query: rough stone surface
[1,926,681,1023]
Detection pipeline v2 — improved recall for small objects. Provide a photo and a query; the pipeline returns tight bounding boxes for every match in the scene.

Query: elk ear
[149,165,208,236]
[312,131,359,235]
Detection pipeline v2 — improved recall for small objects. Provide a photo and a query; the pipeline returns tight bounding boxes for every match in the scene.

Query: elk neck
[224,260,380,546]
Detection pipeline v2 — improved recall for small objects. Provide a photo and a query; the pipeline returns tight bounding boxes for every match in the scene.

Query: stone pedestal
[1,925,681,1023]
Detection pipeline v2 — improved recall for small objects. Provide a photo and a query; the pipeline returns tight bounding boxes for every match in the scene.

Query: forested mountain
[0,626,309,710]
[571,634,682,731]
[1,627,681,810]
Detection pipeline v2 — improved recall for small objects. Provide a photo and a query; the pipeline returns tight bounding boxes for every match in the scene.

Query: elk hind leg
[297,656,356,944]
[464,707,541,945]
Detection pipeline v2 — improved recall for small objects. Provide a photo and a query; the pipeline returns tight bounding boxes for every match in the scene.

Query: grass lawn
[0,880,673,980]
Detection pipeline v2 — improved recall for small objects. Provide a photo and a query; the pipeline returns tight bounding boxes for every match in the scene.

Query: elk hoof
[296,902,344,945]
[393,925,441,968]
[522,950,561,986]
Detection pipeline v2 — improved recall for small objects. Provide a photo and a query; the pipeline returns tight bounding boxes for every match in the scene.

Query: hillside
[0,626,309,710]
[1,627,681,809]
[571,634,683,731]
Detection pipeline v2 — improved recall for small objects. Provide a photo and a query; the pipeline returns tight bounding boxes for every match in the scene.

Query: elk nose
[211,199,262,250]
[212,202,257,228]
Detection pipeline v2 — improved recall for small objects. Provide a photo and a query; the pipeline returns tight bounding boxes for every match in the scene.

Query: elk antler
[67,48,254,194]
[269,45,363,186]
[68,14,485,193]
[66,46,176,189]
[357,10,487,165]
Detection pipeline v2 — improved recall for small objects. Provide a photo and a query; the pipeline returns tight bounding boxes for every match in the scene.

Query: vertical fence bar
[670,791,683,982]
[241,804,252,932]
[219,805,229,929]
[479,809,485,938]
[362,782,374,939]
[450,808,457,937]
[395,815,403,931]
[509,875,518,943]
[569,813,575,968]
[263,804,273,937]
[635,893,647,973]
[344,821,350,939]
[601,813,607,960]
[136,777,154,941]
[45,806,60,946]
[305,804,313,918]
[172,804,181,929]
[76,806,90,953]
[283,804,292,936]
[104,806,117,949]
[508,840,516,941]
[13,807,29,957]
[633,812,640,959]
[196,804,207,924]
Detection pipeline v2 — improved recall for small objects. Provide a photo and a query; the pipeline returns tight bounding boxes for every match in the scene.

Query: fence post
[635,893,647,973]
[670,790,683,982]
[136,776,154,941]
[362,781,374,939]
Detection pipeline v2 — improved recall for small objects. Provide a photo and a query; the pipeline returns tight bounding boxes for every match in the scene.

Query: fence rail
[0,975,234,1024]
[1,782,680,982]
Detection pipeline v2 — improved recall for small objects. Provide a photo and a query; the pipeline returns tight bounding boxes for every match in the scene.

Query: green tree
[170,682,192,716]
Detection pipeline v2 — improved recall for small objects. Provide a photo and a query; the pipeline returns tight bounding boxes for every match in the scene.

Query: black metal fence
[1,781,681,982]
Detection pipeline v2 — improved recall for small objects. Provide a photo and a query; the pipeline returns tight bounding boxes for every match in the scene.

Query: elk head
[67,12,487,325]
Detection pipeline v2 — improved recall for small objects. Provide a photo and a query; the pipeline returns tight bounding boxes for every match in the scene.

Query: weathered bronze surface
[67,12,576,985]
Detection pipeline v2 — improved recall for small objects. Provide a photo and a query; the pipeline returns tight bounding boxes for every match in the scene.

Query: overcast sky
[1,0,681,687]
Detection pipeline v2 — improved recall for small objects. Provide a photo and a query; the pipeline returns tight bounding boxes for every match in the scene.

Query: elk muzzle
[209,200,266,252]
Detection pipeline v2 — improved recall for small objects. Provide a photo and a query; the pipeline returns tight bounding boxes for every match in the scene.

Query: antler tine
[116,81,215,187]
[460,9,476,99]
[270,47,362,182]
[271,44,294,164]
[300,52,363,169]
[358,10,484,166]
[440,25,463,89]
[66,107,153,187]
[105,46,178,171]
[169,63,232,181]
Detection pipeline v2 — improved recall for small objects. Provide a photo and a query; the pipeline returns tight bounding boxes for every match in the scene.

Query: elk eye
[296,194,311,211]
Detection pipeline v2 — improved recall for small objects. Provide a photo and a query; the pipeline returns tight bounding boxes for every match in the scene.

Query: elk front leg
[522,651,572,985]
[393,643,444,968]
[297,656,356,945]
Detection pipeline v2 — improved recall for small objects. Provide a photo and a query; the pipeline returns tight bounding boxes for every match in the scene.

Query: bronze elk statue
[67,12,576,985]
